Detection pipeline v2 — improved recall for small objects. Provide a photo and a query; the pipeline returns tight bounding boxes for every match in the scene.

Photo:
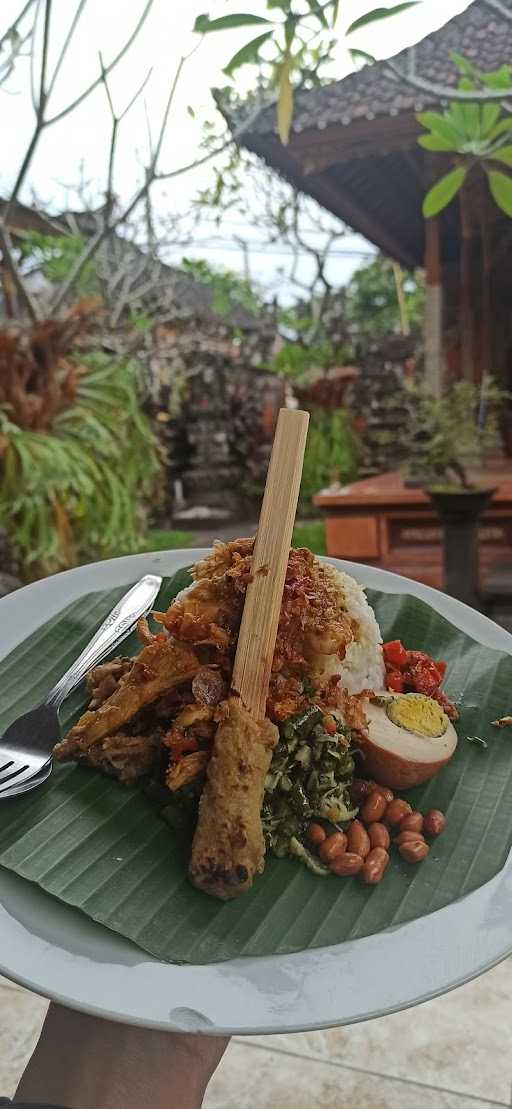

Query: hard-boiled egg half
[360,692,458,790]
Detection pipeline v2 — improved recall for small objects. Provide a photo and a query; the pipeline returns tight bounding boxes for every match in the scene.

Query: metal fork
[0,574,162,798]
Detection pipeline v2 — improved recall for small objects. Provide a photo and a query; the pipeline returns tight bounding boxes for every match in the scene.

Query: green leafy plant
[299,408,360,510]
[1,353,160,577]
[19,232,100,296]
[345,255,424,336]
[418,57,512,218]
[268,338,349,380]
[195,2,419,144]
[179,256,263,316]
[404,377,509,489]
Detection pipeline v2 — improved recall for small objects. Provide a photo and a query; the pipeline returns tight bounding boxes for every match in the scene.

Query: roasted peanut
[398,839,430,863]
[373,785,394,803]
[368,822,390,850]
[394,830,425,847]
[384,798,412,826]
[319,831,347,863]
[361,846,390,884]
[346,819,371,859]
[351,778,376,803]
[330,851,364,876]
[400,811,424,834]
[306,822,326,847]
[360,789,387,824]
[424,810,446,837]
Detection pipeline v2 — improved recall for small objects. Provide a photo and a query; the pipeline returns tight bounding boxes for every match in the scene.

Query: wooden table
[313,463,512,590]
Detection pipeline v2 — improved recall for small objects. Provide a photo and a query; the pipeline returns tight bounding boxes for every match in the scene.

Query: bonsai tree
[404,377,508,491]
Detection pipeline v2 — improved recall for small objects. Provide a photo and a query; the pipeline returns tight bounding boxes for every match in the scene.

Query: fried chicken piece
[85,658,134,708]
[136,615,157,645]
[54,638,200,761]
[85,732,160,783]
[189,698,278,901]
[166,750,210,792]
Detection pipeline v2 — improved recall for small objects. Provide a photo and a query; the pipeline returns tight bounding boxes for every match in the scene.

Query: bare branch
[46,0,88,99]
[29,0,41,108]
[385,55,512,102]
[0,0,36,49]
[37,0,52,115]
[157,93,276,182]
[119,66,152,121]
[46,0,155,125]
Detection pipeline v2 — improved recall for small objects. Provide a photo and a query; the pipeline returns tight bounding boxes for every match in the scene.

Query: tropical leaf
[481,64,512,90]
[347,2,419,35]
[349,48,376,67]
[481,103,501,137]
[417,111,462,146]
[194,13,271,33]
[488,145,512,168]
[277,55,293,145]
[450,51,476,77]
[0,577,511,965]
[1,353,159,577]
[223,30,273,76]
[487,169,512,217]
[488,117,512,140]
[417,134,455,152]
[422,167,467,218]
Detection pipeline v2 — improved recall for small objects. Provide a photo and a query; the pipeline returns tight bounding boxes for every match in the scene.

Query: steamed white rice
[315,565,384,694]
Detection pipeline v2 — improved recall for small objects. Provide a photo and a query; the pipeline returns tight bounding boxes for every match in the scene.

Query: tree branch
[385,55,512,102]
[37,0,52,115]
[46,0,88,99]
[46,0,154,124]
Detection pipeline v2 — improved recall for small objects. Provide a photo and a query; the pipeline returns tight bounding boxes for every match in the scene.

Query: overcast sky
[0,0,473,299]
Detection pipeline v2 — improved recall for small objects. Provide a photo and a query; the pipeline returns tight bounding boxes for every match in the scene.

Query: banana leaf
[0,570,511,965]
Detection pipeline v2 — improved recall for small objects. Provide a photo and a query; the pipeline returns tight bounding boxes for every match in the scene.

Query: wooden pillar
[424,217,443,397]
[480,211,493,379]
[460,189,474,381]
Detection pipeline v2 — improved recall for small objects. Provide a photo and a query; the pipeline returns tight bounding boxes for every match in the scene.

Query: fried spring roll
[189,697,278,900]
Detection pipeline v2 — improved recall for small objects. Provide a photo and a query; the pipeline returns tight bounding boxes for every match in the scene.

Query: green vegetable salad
[262,705,357,871]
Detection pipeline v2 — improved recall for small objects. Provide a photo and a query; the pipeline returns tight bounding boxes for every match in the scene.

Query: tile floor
[1,961,512,1107]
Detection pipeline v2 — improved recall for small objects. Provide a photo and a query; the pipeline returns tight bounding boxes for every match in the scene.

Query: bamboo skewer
[231,408,310,721]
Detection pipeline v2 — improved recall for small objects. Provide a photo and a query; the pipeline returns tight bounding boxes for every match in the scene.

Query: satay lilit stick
[190,409,310,899]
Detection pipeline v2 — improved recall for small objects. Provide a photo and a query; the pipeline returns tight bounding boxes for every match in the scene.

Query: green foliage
[292,520,326,554]
[346,3,419,35]
[268,338,349,381]
[196,1,414,144]
[299,408,359,510]
[417,58,512,219]
[122,529,195,555]
[345,255,424,335]
[404,378,510,488]
[0,354,160,577]
[180,256,263,316]
[422,167,467,218]
[19,232,99,295]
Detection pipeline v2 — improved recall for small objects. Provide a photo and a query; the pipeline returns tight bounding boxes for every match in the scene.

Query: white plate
[1,550,511,1036]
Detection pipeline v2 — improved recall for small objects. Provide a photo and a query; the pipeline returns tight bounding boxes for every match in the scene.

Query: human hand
[15,1003,228,1109]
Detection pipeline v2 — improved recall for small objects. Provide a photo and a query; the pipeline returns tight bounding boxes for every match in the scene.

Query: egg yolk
[386,693,449,738]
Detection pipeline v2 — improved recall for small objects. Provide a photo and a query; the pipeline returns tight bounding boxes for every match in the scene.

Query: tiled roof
[244,0,512,139]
